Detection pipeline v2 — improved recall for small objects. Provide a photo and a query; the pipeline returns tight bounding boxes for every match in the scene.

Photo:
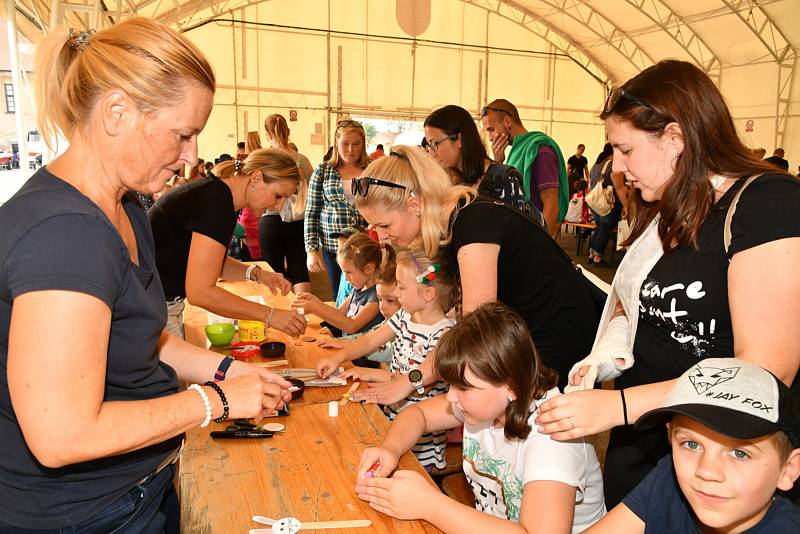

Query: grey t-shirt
[0,168,181,528]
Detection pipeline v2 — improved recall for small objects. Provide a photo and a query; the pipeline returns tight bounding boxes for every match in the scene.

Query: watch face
[409,369,422,383]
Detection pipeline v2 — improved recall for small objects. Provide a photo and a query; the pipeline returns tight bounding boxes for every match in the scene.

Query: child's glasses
[351,177,407,197]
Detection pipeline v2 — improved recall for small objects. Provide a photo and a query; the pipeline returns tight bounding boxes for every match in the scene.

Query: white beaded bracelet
[245,264,258,282]
[188,384,212,428]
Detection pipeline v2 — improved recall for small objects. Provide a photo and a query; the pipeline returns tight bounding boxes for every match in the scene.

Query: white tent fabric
[3,0,798,169]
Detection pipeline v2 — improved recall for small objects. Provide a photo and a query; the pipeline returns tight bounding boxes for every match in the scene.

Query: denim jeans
[0,465,179,534]
[322,249,342,297]
[590,203,622,256]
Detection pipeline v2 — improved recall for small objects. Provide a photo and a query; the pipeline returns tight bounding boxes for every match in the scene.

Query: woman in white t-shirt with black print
[355,302,606,534]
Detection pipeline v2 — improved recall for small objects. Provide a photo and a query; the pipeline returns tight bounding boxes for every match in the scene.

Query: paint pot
[238,320,266,343]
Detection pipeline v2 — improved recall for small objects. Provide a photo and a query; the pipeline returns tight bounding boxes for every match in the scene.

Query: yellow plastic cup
[238,319,266,343]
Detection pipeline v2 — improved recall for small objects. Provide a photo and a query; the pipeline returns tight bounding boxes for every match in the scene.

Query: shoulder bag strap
[723,173,765,257]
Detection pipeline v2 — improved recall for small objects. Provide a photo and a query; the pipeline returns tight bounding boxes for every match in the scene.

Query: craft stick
[300,520,372,529]
[339,382,360,406]
[251,360,288,368]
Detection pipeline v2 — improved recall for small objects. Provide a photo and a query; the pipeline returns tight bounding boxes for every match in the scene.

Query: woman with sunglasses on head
[304,119,369,297]
[423,105,543,226]
[535,60,800,508]
[150,149,307,338]
[346,147,598,406]
[260,114,314,294]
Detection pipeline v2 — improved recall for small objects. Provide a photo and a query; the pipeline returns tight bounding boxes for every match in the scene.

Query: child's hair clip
[415,263,441,285]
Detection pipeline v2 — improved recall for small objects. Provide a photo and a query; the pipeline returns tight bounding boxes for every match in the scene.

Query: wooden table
[180,269,442,534]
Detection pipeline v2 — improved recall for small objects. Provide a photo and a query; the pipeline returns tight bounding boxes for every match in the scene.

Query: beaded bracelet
[265,306,275,329]
[204,381,229,423]
[188,384,212,428]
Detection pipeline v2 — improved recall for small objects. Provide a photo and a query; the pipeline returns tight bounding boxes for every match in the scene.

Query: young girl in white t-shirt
[316,248,457,471]
[354,301,606,534]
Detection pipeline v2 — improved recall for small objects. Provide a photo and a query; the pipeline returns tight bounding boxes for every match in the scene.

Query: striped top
[382,310,455,471]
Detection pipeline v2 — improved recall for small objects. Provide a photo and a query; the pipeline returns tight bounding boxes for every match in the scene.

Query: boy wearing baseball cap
[587,358,800,533]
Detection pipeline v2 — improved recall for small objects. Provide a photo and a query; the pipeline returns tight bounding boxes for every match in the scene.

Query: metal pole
[5,0,29,171]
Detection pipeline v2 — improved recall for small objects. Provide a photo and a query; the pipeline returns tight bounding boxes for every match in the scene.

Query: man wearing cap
[481,99,569,239]
[585,358,800,533]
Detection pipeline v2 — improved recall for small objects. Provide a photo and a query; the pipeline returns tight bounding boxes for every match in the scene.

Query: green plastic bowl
[205,323,235,346]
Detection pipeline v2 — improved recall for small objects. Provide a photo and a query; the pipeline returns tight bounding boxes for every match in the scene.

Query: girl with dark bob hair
[355,302,606,533]
[537,59,800,507]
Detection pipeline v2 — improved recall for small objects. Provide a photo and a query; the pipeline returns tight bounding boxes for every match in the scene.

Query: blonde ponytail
[35,17,215,149]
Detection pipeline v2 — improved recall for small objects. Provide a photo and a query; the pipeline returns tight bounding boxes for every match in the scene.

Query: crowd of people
[0,16,799,534]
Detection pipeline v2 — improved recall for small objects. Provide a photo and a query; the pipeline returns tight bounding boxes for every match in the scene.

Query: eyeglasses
[603,87,656,115]
[337,119,363,129]
[351,177,407,197]
[480,106,512,118]
[422,134,458,153]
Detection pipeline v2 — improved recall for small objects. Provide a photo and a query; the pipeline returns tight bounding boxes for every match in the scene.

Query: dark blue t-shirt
[624,455,800,533]
[0,168,181,528]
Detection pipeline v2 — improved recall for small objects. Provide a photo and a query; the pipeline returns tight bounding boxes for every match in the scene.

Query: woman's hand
[226,360,293,392]
[307,250,325,273]
[356,470,438,521]
[317,337,345,349]
[316,354,344,378]
[256,269,292,296]
[292,292,322,315]
[210,372,290,421]
[356,446,399,479]
[269,308,306,337]
[340,367,391,383]
[351,374,413,405]
[535,389,624,441]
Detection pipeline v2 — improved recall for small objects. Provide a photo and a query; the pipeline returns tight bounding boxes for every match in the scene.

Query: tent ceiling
[7,0,798,87]
[6,0,799,84]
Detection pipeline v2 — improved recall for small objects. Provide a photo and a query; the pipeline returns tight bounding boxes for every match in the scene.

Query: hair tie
[67,28,95,50]
[234,159,244,174]
[415,264,441,286]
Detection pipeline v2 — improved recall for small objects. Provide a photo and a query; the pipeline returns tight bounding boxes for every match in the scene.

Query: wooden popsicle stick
[300,519,372,529]
[339,382,360,406]
[251,360,288,368]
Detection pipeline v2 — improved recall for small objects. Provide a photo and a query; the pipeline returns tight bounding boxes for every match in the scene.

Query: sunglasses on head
[337,119,363,129]
[351,177,407,197]
[603,87,656,115]
[480,106,512,118]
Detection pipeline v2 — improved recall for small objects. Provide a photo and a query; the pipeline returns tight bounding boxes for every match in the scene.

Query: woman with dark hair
[536,60,800,507]
[423,105,538,221]
[588,143,613,189]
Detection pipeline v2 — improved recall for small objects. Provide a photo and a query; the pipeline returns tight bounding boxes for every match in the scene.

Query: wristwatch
[408,369,425,395]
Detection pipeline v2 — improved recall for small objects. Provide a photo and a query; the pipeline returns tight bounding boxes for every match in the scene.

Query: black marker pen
[210,430,273,439]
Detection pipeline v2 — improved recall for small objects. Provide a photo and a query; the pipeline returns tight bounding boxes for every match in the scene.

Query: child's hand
[318,326,332,337]
[317,337,345,349]
[356,470,437,521]
[340,367,391,383]
[292,292,321,314]
[316,355,343,378]
[356,447,399,480]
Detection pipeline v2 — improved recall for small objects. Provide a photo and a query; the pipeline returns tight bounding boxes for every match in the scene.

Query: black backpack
[478,162,546,228]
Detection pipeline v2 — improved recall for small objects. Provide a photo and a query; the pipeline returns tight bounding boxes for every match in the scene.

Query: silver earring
[507,396,514,403]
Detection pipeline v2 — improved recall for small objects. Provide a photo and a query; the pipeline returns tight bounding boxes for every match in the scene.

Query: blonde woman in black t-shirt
[535,60,800,508]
